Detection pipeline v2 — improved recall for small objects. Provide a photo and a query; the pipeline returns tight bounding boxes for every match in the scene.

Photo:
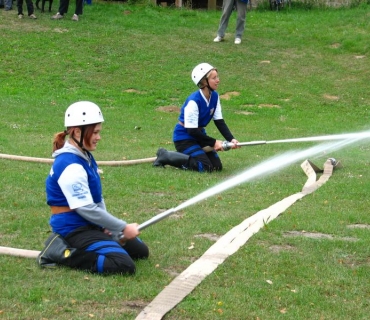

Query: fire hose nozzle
[222,141,234,151]
[202,140,267,152]
[222,140,267,151]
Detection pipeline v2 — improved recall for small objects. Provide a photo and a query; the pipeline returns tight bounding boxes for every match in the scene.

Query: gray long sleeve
[75,202,127,233]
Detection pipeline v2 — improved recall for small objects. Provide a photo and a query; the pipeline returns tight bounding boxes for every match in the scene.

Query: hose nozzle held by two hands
[203,140,267,152]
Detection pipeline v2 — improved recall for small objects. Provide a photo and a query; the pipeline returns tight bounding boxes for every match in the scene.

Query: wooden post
[208,0,216,9]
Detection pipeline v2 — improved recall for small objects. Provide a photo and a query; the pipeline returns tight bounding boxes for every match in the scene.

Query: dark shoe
[153,148,189,169]
[5,7,12,10]
[37,233,76,268]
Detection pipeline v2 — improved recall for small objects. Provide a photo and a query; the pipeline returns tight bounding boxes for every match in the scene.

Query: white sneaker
[213,36,224,42]
[71,14,79,21]
[51,12,64,20]
[18,14,24,19]
[29,13,37,19]
[235,38,242,45]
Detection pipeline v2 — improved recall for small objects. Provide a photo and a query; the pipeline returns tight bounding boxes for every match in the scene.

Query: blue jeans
[1,0,13,9]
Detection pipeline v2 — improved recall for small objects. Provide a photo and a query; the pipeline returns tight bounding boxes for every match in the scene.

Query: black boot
[37,233,77,268]
[153,148,189,169]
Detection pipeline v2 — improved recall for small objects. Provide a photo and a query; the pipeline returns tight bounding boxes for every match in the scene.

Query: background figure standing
[51,0,83,21]
[1,0,13,11]
[17,0,37,18]
[214,0,249,44]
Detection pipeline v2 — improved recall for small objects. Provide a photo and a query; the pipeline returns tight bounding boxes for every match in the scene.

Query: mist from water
[268,130,370,144]
[175,134,368,211]
[139,132,370,230]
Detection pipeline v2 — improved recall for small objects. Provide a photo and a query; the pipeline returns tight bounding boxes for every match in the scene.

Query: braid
[52,130,69,152]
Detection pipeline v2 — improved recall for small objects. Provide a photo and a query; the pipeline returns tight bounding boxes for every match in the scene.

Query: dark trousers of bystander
[58,0,83,15]
[17,0,35,15]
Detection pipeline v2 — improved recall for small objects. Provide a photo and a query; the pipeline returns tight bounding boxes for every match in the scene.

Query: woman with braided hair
[38,101,149,274]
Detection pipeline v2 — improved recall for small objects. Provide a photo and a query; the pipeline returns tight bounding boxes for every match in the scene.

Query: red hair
[52,123,98,152]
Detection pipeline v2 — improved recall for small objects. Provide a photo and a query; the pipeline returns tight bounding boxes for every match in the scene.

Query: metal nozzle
[328,158,337,166]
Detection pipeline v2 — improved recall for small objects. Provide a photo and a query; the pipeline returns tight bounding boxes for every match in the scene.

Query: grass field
[1,1,370,319]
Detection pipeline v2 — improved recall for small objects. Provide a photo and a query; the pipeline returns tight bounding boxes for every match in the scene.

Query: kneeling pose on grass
[153,62,239,172]
[38,101,149,274]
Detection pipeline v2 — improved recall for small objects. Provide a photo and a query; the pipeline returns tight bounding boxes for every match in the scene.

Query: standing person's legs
[25,0,35,15]
[4,0,12,10]
[235,0,247,39]
[58,0,69,15]
[74,0,83,15]
[16,0,23,14]
[216,0,235,39]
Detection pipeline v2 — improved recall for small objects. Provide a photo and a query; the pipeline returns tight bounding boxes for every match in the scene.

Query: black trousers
[64,226,149,275]
[17,0,34,15]
[58,0,83,15]
[175,140,223,172]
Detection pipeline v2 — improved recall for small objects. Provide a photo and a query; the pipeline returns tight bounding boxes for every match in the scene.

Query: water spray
[118,134,366,244]
[203,130,370,152]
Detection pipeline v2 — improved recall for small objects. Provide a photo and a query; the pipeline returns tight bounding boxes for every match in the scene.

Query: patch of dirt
[122,300,148,311]
[283,231,357,242]
[235,111,255,115]
[59,299,148,317]
[219,91,240,100]
[54,28,69,33]
[330,43,341,48]
[194,233,220,241]
[347,224,370,229]
[284,231,334,239]
[269,244,296,253]
[168,213,184,220]
[338,255,370,268]
[123,89,144,94]
[156,106,180,113]
[258,104,281,108]
[323,94,339,101]
[164,267,181,277]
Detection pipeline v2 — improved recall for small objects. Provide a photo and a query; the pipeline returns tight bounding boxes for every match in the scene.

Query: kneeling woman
[153,63,239,172]
[38,101,149,275]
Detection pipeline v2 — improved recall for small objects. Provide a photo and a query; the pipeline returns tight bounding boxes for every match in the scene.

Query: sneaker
[71,14,79,21]
[29,13,37,19]
[18,14,24,18]
[5,7,12,10]
[51,12,63,19]
[235,38,242,45]
[213,36,224,43]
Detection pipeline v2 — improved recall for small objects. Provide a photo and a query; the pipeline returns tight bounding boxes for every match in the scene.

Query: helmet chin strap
[71,126,87,151]
[206,79,214,92]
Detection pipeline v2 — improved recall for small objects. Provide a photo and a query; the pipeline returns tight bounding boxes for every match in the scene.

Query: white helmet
[191,63,215,86]
[64,101,104,127]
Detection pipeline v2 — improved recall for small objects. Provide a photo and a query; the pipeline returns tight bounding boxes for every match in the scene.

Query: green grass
[1,2,370,319]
